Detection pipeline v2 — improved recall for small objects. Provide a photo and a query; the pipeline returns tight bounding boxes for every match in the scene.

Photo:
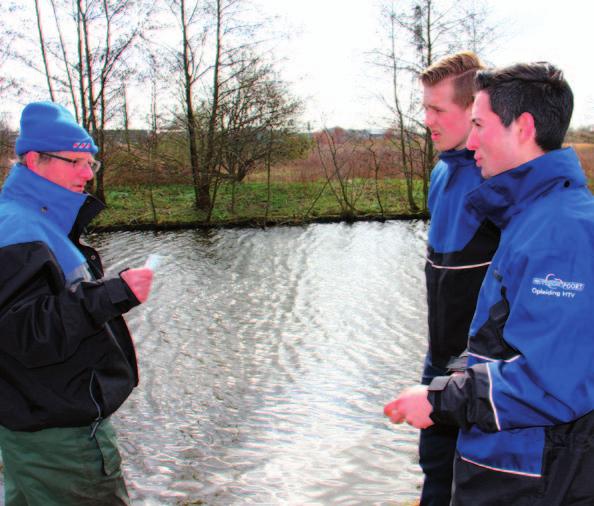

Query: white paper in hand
[144,254,164,272]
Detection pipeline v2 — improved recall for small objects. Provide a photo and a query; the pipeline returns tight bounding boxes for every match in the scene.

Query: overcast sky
[256,0,593,130]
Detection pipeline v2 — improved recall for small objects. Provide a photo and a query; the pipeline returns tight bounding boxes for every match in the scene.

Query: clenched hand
[120,268,153,303]
[383,385,434,429]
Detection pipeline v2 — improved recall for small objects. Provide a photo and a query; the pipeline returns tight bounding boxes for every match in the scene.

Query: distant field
[246,142,594,187]
[568,143,594,179]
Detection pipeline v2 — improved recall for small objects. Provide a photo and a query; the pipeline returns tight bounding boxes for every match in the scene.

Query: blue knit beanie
[15,101,98,155]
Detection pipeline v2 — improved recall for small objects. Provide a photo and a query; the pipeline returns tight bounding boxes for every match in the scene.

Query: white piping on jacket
[426,258,492,270]
[460,455,542,479]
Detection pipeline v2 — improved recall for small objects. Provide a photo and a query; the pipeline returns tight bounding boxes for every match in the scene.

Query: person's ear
[23,151,46,177]
[516,112,536,144]
[24,151,40,169]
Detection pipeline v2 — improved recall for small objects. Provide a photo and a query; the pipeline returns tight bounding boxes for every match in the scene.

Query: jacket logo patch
[531,273,585,298]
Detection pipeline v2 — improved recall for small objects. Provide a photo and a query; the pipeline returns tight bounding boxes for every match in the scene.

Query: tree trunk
[35,0,55,101]
[122,83,131,152]
[389,9,418,212]
[76,3,87,129]
[180,0,205,211]
[264,128,273,222]
[200,0,224,213]
[49,0,79,120]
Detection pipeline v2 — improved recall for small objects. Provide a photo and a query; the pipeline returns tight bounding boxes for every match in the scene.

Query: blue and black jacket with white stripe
[425,148,499,371]
[428,147,594,478]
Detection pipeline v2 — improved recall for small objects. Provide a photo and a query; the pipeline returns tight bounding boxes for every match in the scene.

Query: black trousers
[420,357,458,506]
[419,423,458,506]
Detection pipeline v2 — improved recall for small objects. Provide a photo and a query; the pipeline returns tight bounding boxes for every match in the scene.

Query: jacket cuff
[465,363,499,432]
[104,277,140,314]
[426,364,499,432]
[427,375,456,425]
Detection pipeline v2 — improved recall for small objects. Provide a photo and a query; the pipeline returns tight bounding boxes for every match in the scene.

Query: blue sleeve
[488,247,594,430]
[427,162,444,217]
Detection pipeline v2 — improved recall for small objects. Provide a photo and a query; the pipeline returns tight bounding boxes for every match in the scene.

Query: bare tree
[201,0,224,213]
[6,0,155,200]
[169,0,209,211]
[199,0,262,216]
[314,128,374,219]
[217,58,302,213]
[376,4,420,211]
[79,1,154,200]
[218,55,302,183]
[168,0,277,216]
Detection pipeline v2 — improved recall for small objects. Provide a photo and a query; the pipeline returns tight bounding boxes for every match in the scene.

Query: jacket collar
[438,148,480,190]
[1,163,104,238]
[465,148,585,229]
[438,148,476,164]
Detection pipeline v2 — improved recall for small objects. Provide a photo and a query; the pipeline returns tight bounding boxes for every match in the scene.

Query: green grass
[92,179,428,229]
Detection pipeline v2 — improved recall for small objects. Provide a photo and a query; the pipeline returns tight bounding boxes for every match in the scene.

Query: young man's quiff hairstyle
[420,51,484,108]
[475,62,573,151]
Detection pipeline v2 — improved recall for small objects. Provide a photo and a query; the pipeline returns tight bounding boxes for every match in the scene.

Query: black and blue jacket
[425,149,499,371]
[0,163,139,431]
[428,148,594,479]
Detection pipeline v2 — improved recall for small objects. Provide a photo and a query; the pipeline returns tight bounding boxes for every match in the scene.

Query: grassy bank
[91,179,428,230]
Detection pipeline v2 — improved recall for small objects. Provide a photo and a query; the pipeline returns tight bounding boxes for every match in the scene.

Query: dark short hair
[420,51,484,108]
[475,62,573,151]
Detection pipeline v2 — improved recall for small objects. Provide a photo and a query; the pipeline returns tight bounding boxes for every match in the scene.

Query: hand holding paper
[121,268,153,303]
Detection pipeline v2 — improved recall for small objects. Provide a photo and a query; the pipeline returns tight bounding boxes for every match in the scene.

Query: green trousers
[0,419,131,506]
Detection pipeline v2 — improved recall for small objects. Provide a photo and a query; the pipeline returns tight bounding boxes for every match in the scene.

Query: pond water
[3,220,432,505]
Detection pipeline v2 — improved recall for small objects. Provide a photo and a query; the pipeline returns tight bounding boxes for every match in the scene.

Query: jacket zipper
[89,370,103,439]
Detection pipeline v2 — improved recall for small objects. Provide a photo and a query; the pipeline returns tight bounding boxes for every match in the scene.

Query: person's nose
[80,164,94,181]
[424,110,434,128]
[466,127,479,151]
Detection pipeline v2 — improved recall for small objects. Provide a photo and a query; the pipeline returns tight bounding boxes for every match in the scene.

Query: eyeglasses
[38,152,101,174]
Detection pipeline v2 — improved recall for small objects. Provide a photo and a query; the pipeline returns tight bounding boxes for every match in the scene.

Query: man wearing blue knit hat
[0,102,153,505]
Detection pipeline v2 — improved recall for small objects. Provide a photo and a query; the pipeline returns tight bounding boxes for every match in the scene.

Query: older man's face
[33,151,95,192]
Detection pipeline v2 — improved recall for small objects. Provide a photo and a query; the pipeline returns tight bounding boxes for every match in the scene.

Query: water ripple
[82,220,429,505]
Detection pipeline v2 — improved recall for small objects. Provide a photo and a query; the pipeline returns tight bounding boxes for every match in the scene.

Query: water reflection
[91,221,430,504]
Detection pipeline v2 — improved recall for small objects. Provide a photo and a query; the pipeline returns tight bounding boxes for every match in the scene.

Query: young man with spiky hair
[386,62,594,504]
[398,52,500,506]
